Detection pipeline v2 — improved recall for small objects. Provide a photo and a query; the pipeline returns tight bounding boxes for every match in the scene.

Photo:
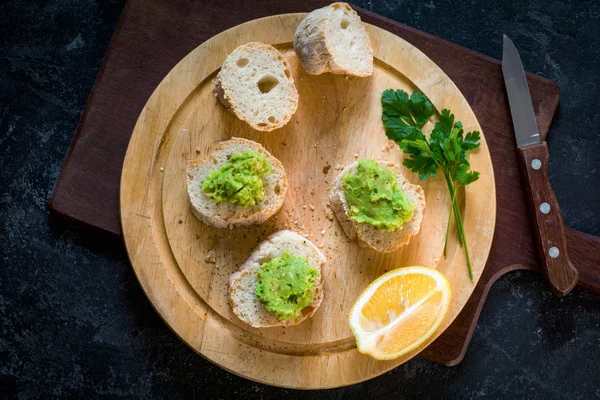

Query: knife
[502,35,578,296]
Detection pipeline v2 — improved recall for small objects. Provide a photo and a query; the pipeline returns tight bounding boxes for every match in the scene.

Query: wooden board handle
[518,142,578,296]
[566,227,600,294]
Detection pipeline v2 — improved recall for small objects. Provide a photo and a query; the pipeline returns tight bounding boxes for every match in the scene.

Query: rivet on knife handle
[517,142,579,296]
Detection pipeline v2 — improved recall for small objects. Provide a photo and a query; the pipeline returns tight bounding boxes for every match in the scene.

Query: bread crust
[329,161,426,252]
[187,137,287,228]
[228,230,326,328]
[293,2,373,77]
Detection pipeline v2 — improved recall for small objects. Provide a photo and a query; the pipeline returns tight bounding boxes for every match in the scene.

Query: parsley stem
[450,184,465,248]
[442,171,473,280]
[403,115,418,127]
[443,203,451,258]
[443,186,455,258]
[452,194,473,280]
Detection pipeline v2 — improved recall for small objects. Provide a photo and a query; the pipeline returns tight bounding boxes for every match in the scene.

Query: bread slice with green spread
[330,159,425,253]
[293,2,373,77]
[229,230,326,328]
[214,42,299,132]
[187,137,287,228]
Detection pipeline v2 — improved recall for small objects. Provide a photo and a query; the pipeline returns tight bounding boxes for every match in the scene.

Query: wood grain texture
[120,14,496,388]
[567,227,600,293]
[518,143,578,296]
[48,0,600,369]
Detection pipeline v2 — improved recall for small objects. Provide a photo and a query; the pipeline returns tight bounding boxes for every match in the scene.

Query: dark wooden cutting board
[48,0,600,366]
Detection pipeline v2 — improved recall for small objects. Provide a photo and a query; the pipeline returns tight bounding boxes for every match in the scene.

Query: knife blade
[502,36,541,147]
[502,35,578,296]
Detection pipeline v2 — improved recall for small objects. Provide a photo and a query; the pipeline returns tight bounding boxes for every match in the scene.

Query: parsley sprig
[382,89,481,280]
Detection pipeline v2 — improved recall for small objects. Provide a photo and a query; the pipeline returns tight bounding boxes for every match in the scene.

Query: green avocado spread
[255,251,319,320]
[342,158,414,231]
[201,151,271,208]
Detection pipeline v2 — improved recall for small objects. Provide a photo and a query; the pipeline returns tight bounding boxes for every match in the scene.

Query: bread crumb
[334,164,341,170]
[159,167,164,172]
[195,147,201,153]
[302,205,307,209]
[204,250,216,264]
[319,243,325,248]
[354,153,359,158]
[324,205,334,221]
[320,229,326,235]
[382,140,395,151]
[309,205,315,211]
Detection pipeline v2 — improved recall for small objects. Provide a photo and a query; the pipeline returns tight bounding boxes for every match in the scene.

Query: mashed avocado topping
[342,158,414,231]
[201,151,271,207]
[255,251,319,320]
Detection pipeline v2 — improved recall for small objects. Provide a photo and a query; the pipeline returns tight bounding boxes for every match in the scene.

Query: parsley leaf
[455,164,480,186]
[400,139,438,180]
[463,130,481,150]
[382,89,434,143]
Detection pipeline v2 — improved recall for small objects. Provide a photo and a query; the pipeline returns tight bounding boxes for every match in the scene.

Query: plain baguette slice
[329,161,425,253]
[187,137,287,228]
[229,230,326,328]
[214,42,299,132]
[293,2,373,77]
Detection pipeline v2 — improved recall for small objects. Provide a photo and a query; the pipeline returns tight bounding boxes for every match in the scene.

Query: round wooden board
[121,13,496,389]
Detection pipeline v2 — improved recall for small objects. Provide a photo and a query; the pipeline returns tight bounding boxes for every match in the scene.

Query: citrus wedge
[349,266,451,360]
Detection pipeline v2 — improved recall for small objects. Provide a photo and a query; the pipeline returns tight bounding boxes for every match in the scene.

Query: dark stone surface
[1,0,599,398]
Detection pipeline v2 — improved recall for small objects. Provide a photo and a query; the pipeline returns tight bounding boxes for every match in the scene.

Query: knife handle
[518,142,578,296]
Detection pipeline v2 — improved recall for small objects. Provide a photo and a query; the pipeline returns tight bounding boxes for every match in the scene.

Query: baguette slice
[329,161,425,252]
[294,2,373,77]
[229,230,326,328]
[214,42,299,132]
[187,137,287,228]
